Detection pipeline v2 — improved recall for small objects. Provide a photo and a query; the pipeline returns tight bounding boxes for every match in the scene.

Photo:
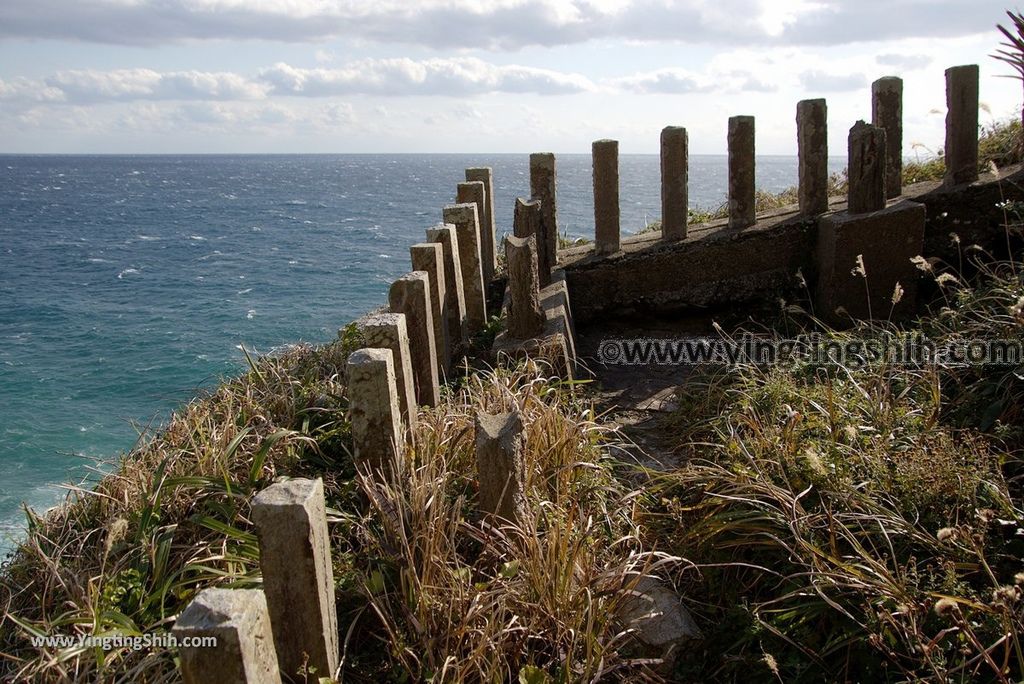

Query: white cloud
[45,69,267,103]
[258,58,596,96]
[0,77,65,103]
[799,69,868,92]
[0,59,596,106]
[614,68,712,94]
[876,53,933,71]
[0,0,1006,49]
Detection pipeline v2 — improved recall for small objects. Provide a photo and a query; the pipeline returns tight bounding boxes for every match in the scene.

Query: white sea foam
[117,268,139,279]
[247,310,256,319]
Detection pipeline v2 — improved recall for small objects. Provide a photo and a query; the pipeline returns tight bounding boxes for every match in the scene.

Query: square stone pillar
[352,313,417,429]
[728,116,756,229]
[346,348,403,472]
[426,223,468,354]
[389,272,440,407]
[465,167,497,284]
[442,203,487,336]
[529,152,558,277]
[592,139,620,255]
[173,588,281,684]
[797,99,829,215]
[660,126,689,240]
[944,64,979,187]
[872,77,903,198]
[251,478,338,679]
[410,242,449,379]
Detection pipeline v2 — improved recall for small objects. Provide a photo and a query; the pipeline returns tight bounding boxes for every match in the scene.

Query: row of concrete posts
[586,64,981,256]
[173,156,575,682]
[174,403,531,684]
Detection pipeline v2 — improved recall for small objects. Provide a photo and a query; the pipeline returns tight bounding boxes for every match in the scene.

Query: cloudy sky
[0,0,1019,154]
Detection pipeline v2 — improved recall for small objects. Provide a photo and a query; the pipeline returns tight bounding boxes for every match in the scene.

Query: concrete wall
[560,165,1024,324]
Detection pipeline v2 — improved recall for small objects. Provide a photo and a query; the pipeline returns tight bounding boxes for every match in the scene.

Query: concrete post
[426,223,468,354]
[458,180,489,290]
[346,348,403,472]
[848,120,887,215]
[251,478,338,680]
[516,197,550,288]
[872,77,903,198]
[474,411,526,524]
[660,126,689,240]
[410,243,449,379]
[173,588,281,684]
[389,272,440,407]
[353,314,416,430]
[592,139,620,255]
[529,153,558,278]
[505,235,545,339]
[797,99,829,215]
[512,196,544,239]
[728,116,756,229]
[442,203,487,336]
[944,64,980,187]
[465,167,497,284]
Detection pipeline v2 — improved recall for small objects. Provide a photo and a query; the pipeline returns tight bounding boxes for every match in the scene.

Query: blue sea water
[0,153,846,551]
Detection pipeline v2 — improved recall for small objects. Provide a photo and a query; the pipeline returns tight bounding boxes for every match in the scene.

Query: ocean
[0,153,846,551]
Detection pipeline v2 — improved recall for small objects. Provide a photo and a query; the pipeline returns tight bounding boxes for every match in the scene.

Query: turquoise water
[0,153,845,550]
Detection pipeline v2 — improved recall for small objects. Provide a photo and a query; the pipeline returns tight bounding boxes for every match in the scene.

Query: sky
[0,0,1020,154]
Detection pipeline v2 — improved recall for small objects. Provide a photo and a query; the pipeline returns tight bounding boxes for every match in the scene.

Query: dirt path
[575,319,702,471]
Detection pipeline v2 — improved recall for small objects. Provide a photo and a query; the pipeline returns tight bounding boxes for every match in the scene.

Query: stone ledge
[559,164,1022,324]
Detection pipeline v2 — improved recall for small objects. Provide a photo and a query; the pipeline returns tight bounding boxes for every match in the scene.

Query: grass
[0,339,357,681]
[645,231,1024,682]
[0,339,682,681]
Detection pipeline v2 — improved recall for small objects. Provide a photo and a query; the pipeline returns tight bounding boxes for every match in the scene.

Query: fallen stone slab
[617,575,701,668]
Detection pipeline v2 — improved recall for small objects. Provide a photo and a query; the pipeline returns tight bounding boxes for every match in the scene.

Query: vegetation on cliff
[652,217,1024,681]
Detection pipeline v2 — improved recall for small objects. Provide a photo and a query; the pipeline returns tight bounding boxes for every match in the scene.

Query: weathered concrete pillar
[797,99,829,215]
[530,152,558,278]
[442,203,487,336]
[353,313,416,429]
[465,167,497,284]
[848,120,887,214]
[592,139,620,255]
[346,348,403,472]
[513,197,552,292]
[728,116,756,229]
[456,180,491,296]
[410,242,449,379]
[426,223,468,353]
[944,64,980,187]
[173,588,281,684]
[474,411,526,524]
[389,272,440,407]
[513,197,543,243]
[660,126,689,240]
[251,478,338,680]
[505,235,545,339]
[872,77,903,198]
